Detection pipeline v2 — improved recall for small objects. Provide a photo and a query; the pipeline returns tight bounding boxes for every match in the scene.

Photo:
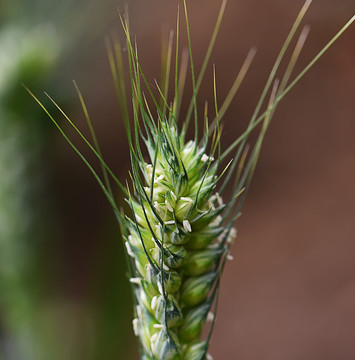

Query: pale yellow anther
[151,295,158,310]
[183,219,192,233]
[201,154,215,162]
[164,220,175,225]
[207,311,215,322]
[132,318,139,336]
[129,277,141,285]
[153,324,164,329]
[125,242,134,257]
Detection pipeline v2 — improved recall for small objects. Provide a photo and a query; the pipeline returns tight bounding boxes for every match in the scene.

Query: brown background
[47,0,355,359]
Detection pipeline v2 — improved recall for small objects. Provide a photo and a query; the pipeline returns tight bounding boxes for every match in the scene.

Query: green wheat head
[26,1,354,359]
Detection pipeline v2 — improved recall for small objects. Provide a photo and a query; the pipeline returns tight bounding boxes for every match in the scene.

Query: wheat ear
[26,1,354,359]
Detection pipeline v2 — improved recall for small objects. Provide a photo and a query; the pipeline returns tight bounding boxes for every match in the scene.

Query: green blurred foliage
[0,0,135,359]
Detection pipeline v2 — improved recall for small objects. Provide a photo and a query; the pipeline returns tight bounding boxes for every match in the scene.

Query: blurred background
[0,0,354,359]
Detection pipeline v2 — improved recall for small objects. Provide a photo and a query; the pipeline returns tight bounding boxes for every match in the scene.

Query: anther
[183,219,192,233]
[132,318,139,336]
[125,242,134,257]
[207,311,215,322]
[151,295,158,310]
[129,277,141,285]
[153,324,164,329]
[164,220,175,225]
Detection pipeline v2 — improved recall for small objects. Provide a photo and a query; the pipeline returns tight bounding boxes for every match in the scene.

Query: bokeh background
[0,0,354,359]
